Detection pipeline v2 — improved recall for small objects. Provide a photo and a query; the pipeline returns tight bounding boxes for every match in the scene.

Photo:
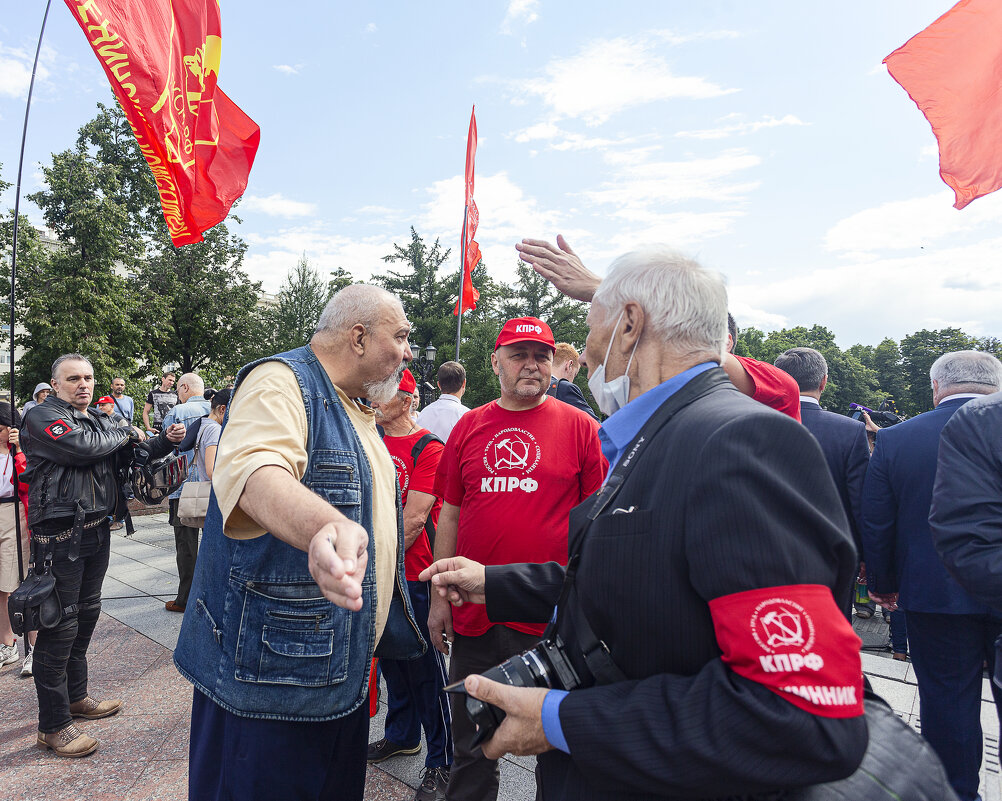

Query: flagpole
[455,205,468,362]
[9,0,53,594]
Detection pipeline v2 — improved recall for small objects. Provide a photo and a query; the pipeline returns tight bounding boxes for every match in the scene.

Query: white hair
[930,350,1002,392]
[593,247,728,361]
[316,284,399,334]
[179,372,204,393]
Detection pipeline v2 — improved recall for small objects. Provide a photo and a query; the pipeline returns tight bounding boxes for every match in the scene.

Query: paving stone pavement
[1,514,998,800]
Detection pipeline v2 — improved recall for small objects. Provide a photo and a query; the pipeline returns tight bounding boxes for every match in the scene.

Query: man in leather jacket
[22,353,184,757]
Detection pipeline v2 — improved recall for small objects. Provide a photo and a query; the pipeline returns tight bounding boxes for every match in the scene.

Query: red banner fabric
[885,0,1002,209]
[65,0,260,245]
[455,106,481,315]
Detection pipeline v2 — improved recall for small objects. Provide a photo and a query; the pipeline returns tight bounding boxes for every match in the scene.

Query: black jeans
[447,626,538,801]
[168,498,199,607]
[32,522,111,733]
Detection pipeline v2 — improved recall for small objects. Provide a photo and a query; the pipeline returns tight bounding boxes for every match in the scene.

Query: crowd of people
[1,236,1000,801]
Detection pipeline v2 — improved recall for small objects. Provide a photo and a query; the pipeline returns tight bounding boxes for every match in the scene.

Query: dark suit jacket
[930,392,1002,613]
[547,377,599,420]
[861,396,991,615]
[800,400,869,554]
[485,368,864,800]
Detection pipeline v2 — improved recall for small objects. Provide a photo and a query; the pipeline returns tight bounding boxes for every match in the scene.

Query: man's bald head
[177,372,204,403]
[315,284,401,336]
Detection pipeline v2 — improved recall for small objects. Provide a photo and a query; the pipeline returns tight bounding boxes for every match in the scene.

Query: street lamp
[409,342,437,409]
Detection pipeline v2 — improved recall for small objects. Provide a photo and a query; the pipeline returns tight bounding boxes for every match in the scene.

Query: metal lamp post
[409,342,438,409]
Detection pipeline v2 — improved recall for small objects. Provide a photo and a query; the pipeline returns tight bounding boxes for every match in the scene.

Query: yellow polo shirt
[213,361,398,644]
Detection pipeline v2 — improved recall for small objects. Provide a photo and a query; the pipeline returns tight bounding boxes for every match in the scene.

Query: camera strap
[551,368,730,685]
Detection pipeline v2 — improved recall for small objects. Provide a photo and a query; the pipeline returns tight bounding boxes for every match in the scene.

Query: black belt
[33,517,106,543]
[0,496,17,504]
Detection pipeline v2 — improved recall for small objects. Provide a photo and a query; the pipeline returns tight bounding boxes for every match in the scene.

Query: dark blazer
[547,377,599,420]
[861,396,991,615]
[485,368,864,801]
[800,400,869,554]
[930,392,1002,613]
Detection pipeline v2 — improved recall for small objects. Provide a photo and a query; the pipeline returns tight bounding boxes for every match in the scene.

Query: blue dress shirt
[540,361,718,753]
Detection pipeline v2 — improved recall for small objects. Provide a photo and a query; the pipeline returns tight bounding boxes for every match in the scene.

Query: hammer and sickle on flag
[65,0,260,246]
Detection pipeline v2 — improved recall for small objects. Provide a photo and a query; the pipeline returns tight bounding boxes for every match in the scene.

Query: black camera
[445,636,582,747]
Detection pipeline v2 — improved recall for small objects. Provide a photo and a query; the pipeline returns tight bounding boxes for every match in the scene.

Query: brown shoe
[892,652,909,662]
[69,696,123,720]
[36,724,98,757]
[165,600,185,613]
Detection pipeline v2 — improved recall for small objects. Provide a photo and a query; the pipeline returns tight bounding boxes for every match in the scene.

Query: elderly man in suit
[774,347,869,617]
[420,246,868,801]
[862,349,1002,801]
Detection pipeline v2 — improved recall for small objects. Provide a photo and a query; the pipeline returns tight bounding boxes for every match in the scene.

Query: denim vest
[173,345,425,721]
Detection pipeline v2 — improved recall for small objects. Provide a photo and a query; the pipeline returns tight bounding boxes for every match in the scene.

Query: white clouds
[501,0,539,33]
[272,64,302,76]
[0,43,50,98]
[365,22,378,34]
[242,193,317,218]
[824,191,1002,254]
[582,148,761,211]
[675,113,807,140]
[511,35,737,125]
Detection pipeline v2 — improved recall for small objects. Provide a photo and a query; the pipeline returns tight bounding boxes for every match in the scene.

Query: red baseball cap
[398,369,417,394]
[494,317,556,352]
[96,396,114,405]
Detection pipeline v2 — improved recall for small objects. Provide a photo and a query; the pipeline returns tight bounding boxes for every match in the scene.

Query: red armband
[708,584,863,718]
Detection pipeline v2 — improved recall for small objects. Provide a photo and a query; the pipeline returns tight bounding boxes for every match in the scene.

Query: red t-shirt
[382,429,444,581]
[436,397,607,637]
[736,355,802,422]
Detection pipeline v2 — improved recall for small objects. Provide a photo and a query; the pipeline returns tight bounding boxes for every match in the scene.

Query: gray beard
[364,362,407,404]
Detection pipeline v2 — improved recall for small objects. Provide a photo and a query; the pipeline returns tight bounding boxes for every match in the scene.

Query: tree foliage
[267,254,333,354]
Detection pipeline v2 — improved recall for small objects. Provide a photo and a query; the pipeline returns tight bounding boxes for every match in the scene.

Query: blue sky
[2,1,998,347]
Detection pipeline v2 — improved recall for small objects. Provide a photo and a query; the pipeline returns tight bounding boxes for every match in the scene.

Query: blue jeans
[888,609,908,654]
[381,580,453,768]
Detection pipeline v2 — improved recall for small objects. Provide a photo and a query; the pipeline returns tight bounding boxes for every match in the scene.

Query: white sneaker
[0,641,18,667]
[21,647,33,677]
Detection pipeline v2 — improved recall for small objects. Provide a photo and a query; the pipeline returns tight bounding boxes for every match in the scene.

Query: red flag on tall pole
[65,0,260,245]
[885,0,1002,209]
[455,106,481,315]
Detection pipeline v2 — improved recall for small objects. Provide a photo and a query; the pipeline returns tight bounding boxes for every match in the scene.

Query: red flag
[455,106,481,315]
[885,0,1002,209]
[65,0,260,245]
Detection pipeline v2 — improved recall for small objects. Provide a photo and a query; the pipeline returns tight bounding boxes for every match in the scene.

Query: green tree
[899,328,977,415]
[20,148,144,397]
[268,254,336,354]
[871,338,907,410]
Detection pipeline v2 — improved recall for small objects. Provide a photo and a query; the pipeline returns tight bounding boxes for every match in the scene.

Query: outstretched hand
[515,235,600,302]
[419,556,487,606]
[308,520,369,610]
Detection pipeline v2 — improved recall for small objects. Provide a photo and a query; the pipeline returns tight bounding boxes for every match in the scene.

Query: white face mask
[587,309,640,416]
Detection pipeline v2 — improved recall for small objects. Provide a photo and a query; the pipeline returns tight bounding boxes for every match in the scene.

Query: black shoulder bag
[8,540,61,635]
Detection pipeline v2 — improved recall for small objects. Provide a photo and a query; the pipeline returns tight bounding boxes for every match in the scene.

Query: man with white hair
[173,284,426,801]
[862,349,1002,801]
[421,246,869,800]
[160,373,210,608]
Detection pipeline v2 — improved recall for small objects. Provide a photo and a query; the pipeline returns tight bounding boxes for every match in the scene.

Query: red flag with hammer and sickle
[65,0,260,245]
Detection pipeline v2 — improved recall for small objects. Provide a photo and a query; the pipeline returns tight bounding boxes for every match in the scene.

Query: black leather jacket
[22,395,175,528]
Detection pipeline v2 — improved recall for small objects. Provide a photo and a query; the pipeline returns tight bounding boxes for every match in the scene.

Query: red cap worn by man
[429,315,607,801]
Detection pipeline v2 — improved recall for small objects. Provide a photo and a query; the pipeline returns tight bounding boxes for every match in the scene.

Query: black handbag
[777,687,958,801]
[7,545,62,635]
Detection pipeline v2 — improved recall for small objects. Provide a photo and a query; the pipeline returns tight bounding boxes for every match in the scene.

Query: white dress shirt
[416,393,470,443]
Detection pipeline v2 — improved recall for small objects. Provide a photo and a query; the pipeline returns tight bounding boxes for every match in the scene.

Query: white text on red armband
[708,584,864,719]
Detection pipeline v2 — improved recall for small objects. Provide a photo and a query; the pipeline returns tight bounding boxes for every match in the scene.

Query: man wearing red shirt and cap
[367,369,454,801]
[429,317,606,801]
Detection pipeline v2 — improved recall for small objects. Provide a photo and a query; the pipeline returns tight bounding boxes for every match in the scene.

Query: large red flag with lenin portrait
[455,106,481,315]
[885,0,1002,209]
[64,0,260,245]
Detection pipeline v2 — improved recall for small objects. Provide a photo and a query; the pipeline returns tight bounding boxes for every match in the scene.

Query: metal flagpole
[10,0,54,598]
[454,205,468,362]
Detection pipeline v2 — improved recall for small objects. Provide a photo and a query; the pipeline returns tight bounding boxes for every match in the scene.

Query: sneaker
[366,737,421,763]
[415,766,450,801]
[20,646,33,677]
[0,641,18,667]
